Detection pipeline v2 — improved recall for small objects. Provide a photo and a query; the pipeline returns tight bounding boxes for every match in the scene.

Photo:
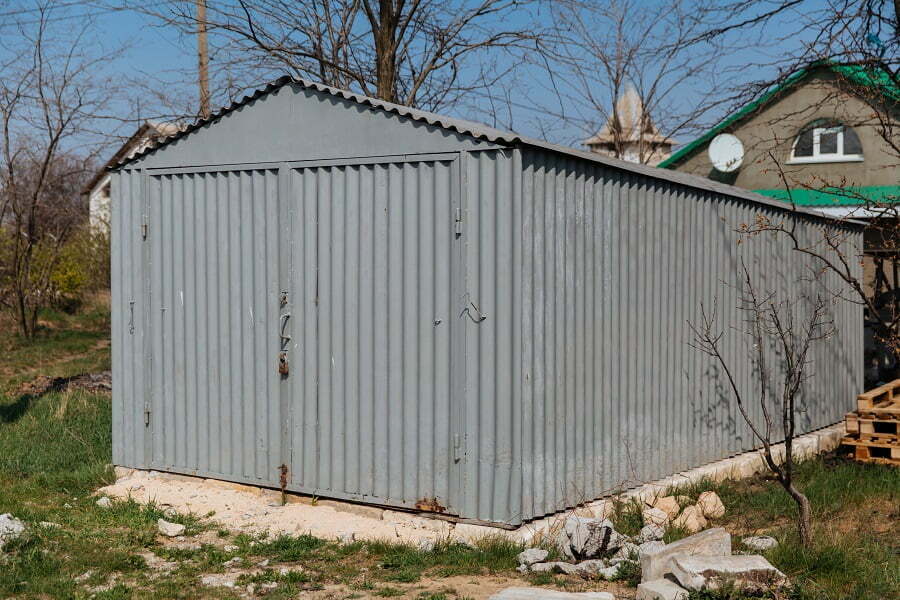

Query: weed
[610,559,641,587]
[609,497,645,536]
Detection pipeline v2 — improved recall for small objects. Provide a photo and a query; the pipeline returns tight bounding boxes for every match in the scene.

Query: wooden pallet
[841,435,900,461]
[856,379,900,411]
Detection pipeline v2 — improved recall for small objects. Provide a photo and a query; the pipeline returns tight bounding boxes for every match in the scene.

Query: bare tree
[533,0,791,162]
[0,6,113,338]
[689,264,835,547]
[131,0,547,113]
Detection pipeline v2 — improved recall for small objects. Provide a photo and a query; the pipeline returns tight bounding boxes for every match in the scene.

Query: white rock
[613,541,639,560]
[222,556,243,568]
[637,541,665,557]
[741,536,778,551]
[95,497,112,509]
[558,517,626,560]
[200,573,238,588]
[338,532,356,544]
[640,527,731,582]
[637,524,665,543]
[651,496,680,520]
[636,578,689,600]
[530,561,580,575]
[517,548,549,566]
[595,564,621,580]
[38,521,60,529]
[223,545,239,552]
[697,492,725,519]
[74,570,95,583]
[257,559,270,567]
[642,506,669,527]
[417,538,436,552]
[669,554,786,591]
[574,559,608,578]
[0,514,25,548]
[157,519,185,537]
[672,505,706,533]
[488,587,615,600]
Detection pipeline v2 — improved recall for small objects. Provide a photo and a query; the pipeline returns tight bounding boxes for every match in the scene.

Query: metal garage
[110,76,862,526]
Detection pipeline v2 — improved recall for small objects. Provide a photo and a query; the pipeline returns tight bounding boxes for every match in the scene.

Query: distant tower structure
[584,86,675,166]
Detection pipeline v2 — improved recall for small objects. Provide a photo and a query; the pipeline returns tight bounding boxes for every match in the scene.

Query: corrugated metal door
[146,170,286,484]
[288,157,465,514]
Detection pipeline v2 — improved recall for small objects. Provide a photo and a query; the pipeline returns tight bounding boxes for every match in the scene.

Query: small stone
[0,514,25,548]
[741,536,779,551]
[613,541,639,560]
[417,538,436,552]
[651,496,680,520]
[637,540,665,557]
[38,521,60,529]
[697,491,725,519]
[595,564,621,580]
[222,556,243,568]
[517,548,549,566]
[574,559,608,578]
[257,559,270,567]
[637,524,665,543]
[642,506,669,527]
[200,573,237,588]
[636,578,689,600]
[488,587,615,600]
[640,527,731,582]
[669,554,786,591]
[75,570,95,583]
[672,505,706,533]
[95,497,112,509]
[157,519,185,537]
[530,561,579,575]
[223,545,239,552]
[338,532,356,544]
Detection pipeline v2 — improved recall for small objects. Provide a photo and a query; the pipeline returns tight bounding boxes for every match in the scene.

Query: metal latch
[141,214,148,239]
[454,207,463,235]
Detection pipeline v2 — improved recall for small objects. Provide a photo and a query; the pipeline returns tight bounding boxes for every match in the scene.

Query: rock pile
[644,491,725,534]
[637,528,785,599]
[510,490,785,599]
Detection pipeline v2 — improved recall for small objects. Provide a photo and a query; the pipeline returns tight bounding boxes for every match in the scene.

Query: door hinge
[454,207,463,235]
[140,215,148,240]
[143,403,151,426]
[453,433,462,462]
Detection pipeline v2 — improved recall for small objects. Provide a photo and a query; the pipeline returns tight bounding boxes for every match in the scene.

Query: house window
[789,121,863,164]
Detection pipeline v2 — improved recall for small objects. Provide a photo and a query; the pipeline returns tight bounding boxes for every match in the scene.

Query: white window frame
[787,125,864,164]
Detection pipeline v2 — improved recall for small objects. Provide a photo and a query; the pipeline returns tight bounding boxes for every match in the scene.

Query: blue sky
[0,0,832,154]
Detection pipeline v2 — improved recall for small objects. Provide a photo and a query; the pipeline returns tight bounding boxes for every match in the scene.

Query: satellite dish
[708,133,744,173]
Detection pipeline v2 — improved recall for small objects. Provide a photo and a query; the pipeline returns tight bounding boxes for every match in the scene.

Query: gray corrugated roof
[114,75,863,227]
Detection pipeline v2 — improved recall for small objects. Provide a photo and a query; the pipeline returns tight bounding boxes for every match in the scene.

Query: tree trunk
[784,481,812,547]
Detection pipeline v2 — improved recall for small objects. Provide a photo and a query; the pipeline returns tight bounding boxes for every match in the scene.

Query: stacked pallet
[842,379,900,466]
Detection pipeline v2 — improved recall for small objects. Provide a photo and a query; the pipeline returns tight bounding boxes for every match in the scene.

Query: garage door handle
[280,313,291,344]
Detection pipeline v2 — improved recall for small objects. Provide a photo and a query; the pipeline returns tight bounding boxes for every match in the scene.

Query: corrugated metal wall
[144,169,286,484]
[287,158,465,512]
[113,146,862,527]
[460,148,861,524]
[110,169,147,468]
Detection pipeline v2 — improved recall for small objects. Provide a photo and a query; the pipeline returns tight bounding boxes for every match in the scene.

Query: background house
[84,121,184,229]
[584,86,675,165]
[659,63,899,383]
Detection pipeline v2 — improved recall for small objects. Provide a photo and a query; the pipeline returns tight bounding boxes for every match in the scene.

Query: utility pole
[197,0,210,119]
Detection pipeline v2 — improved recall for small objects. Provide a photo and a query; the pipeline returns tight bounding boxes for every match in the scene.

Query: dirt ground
[100,469,490,544]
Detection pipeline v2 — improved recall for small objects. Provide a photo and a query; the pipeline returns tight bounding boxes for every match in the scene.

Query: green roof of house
[658,63,900,170]
[753,185,900,206]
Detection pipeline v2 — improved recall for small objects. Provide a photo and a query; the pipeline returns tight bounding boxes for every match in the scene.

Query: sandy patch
[99,470,482,544]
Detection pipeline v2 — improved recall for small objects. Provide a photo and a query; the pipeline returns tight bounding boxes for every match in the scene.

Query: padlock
[278,352,289,376]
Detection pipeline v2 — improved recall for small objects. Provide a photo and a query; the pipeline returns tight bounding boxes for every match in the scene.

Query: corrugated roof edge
[112,75,864,228]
